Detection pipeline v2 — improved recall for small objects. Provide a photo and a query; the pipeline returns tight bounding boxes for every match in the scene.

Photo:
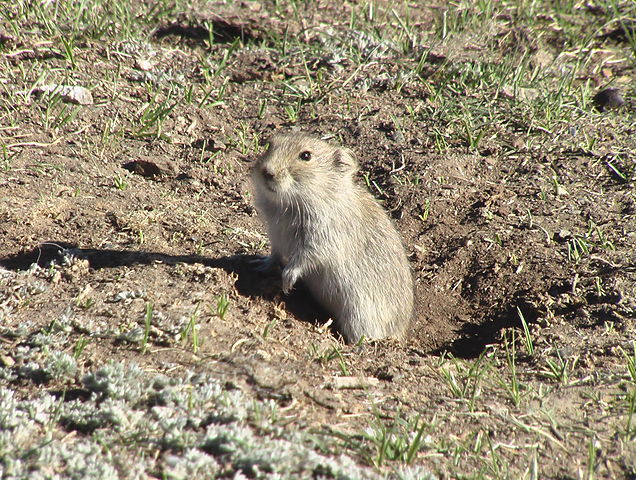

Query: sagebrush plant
[0,360,436,479]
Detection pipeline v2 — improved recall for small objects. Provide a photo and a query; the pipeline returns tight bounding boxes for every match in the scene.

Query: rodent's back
[305,185,413,341]
[252,133,414,342]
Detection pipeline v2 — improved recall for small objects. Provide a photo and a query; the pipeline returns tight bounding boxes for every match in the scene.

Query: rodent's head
[252,133,358,200]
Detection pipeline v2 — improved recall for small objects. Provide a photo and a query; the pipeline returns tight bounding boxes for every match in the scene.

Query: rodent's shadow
[0,241,330,331]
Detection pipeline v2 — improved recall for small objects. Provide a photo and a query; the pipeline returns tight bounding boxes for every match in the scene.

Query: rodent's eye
[299,151,312,161]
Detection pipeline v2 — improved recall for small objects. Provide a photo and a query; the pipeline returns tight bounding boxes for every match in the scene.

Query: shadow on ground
[0,241,331,336]
[1,242,547,357]
[439,297,540,358]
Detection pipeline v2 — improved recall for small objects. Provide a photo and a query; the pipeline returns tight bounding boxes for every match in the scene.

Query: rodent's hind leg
[281,251,314,293]
[249,252,282,274]
[281,264,302,294]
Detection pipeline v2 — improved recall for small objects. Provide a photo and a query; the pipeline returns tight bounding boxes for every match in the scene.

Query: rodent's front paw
[281,266,300,294]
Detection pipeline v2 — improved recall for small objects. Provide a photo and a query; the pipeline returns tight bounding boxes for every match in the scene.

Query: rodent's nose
[261,167,275,182]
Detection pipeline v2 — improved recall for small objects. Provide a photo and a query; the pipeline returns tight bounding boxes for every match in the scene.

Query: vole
[251,132,414,343]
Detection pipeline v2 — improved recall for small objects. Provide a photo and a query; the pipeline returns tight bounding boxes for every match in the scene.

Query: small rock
[251,365,289,389]
[0,355,15,367]
[500,86,540,103]
[333,376,380,390]
[135,58,155,71]
[555,229,572,242]
[531,49,553,68]
[593,88,624,112]
[305,389,341,410]
[33,84,93,105]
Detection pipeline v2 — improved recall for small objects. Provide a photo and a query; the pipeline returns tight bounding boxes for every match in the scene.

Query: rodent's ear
[332,148,358,175]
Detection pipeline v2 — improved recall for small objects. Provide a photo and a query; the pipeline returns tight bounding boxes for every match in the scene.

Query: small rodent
[251,132,414,343]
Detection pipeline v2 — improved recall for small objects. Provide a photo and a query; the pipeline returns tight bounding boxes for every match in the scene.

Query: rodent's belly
[268,224,296,263]
[302,268,349,315]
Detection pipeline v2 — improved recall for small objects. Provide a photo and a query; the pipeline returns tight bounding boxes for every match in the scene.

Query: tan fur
[251,132,414,343]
